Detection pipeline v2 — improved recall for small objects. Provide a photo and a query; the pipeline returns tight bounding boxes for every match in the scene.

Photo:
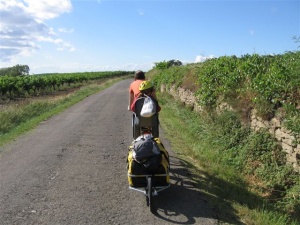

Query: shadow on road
[152,156,261,224]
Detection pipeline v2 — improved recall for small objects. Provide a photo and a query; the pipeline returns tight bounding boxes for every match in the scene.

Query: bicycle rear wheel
[147,176,154,213]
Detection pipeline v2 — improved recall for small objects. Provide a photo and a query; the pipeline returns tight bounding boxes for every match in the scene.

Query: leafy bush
[152,65,187,88]
[151,51,300,132]
[150,51,300,220]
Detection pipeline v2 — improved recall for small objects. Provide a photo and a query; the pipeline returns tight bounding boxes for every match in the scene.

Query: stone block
[281,142,293,154]
[270,117,281,128]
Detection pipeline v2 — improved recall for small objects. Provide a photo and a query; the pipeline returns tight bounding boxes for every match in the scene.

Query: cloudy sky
[0,0,299,74]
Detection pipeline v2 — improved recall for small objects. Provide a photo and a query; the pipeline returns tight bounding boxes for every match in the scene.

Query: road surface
[0,79,218,225]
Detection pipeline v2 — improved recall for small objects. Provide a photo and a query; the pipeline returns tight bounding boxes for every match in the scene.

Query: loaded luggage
[127,134,170,188]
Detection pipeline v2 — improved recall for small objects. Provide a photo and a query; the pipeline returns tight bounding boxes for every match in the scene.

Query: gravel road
[0,79,218,225]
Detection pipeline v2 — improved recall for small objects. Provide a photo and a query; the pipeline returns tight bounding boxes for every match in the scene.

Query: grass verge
[0,77,125,149]
[158,92,298,225]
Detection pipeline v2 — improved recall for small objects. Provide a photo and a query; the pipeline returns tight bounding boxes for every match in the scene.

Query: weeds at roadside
[157,92,299,225]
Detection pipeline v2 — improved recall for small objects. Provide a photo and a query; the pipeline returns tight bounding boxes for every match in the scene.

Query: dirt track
[0,79,218,225]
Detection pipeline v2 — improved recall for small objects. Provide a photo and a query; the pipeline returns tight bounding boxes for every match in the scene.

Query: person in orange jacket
[128,70,145,110]
[130,80,161,112]
[128,70,157,111]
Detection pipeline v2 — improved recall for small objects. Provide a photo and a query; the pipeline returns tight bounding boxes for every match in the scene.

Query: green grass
[157,92,299,225]
[0,77,124,149]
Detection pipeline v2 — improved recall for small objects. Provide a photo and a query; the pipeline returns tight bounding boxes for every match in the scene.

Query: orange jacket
[129,79,144,98]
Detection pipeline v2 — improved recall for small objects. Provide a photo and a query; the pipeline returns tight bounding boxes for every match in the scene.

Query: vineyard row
[0,71,132,98]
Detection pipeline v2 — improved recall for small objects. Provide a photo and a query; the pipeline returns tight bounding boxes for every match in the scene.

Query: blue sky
[0,0,299,74]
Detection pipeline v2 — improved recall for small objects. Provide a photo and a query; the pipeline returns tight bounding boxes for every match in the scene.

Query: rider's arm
[128,84,134,110]
[129,92,134,108]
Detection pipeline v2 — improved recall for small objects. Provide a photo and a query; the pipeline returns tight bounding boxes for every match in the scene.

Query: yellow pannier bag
[127,137,170,187]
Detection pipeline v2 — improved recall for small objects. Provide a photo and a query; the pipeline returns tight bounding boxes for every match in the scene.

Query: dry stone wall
[161,84,300,173]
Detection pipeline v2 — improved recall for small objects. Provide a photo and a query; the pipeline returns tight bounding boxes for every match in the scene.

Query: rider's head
[134,70,145,80]
[139,80,154,95]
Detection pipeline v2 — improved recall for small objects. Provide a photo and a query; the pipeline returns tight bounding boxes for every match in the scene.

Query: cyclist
[128,70,145,110]
[130,80,160,112]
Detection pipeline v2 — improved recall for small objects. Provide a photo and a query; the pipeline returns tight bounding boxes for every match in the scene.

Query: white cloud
[195,55,215,63]
[36,36,63,44]
[0,0,74,63]
[24,0,72,20]
[58,28,74,33]
[57,42,76,52]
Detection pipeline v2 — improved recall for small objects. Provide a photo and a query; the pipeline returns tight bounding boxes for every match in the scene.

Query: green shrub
[150,51,300,221]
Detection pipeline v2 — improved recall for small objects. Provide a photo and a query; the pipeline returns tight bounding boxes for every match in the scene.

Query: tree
[168,59,183,66]
[0,65,30,76]
[154,59,183,70]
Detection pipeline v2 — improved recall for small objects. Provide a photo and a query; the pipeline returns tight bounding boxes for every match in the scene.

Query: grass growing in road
[157,92,298,225]
[0,78,124,148]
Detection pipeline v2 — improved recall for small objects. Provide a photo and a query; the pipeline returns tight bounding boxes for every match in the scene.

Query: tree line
[0,64,30,77]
